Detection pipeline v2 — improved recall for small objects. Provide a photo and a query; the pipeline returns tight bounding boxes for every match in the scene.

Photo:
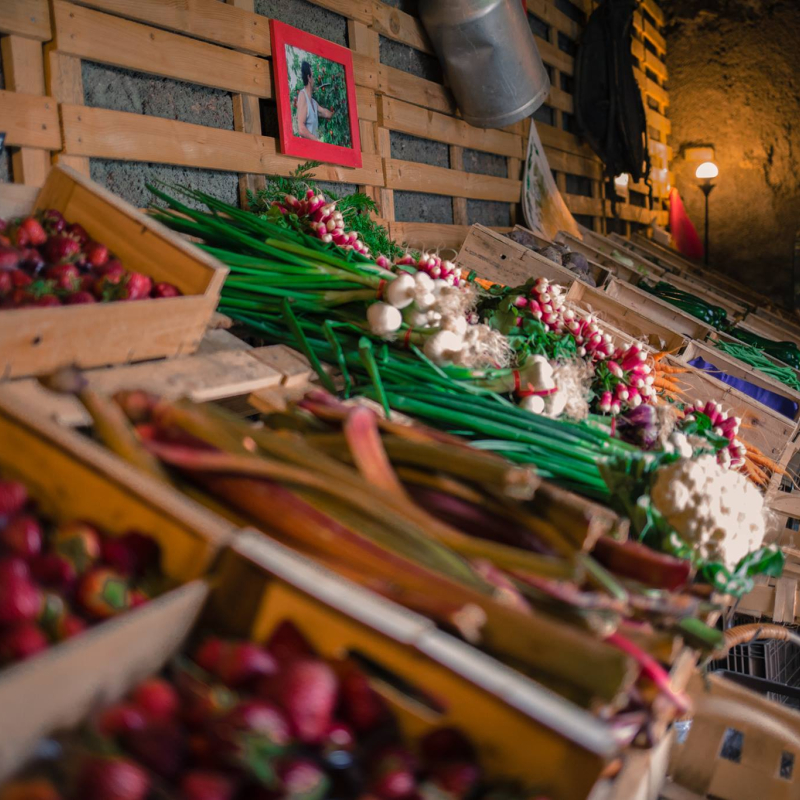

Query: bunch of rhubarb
[0,211,180,309]
[0,477,164,666]
[1,622,524,800]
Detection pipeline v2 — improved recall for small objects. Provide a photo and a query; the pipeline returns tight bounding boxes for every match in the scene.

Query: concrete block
[390,131,449,168]
[255,0,347,46]
[395,191,453,224]
[467,199,511,228]
[463,148,507,178]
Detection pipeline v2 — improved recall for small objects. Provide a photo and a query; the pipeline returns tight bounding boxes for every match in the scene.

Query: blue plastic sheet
[688,356,799,420]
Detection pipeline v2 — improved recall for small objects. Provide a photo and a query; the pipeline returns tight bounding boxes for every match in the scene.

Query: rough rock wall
[663,0,800,305]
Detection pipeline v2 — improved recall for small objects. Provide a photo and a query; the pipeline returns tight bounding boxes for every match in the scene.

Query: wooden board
[51,0,272,98]
[604,279,715,342]
[60,105,385,185]
[0,0,51,39]
[455,224,608,289]
[385,159,521,202]
[0,88,60,149]
[566,282,687,353]
[379,95,523,159]
[556,231,650,285]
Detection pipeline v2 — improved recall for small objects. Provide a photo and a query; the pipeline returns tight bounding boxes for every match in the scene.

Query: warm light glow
[614,173,630,186]
[695,161,719,180]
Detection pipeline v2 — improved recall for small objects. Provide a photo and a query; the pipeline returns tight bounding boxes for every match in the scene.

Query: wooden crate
[682,340,800,426]
[557,230,664,285]
[455,223,609,288]
[604,278,715,342]
[666,354,797,458]
[0,165,227,378]
[0,386,237,776]
[0,0,56,187]
[565,281,687,352]
[666,672,800,800]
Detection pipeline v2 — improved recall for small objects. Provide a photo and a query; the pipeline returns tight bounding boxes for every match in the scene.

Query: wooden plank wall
[0,0,670,252]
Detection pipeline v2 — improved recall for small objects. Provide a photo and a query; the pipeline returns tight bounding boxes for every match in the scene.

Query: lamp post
[695,161,718,267]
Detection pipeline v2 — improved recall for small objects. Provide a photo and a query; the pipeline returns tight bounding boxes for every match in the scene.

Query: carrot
[653,377,683,392]
[743,460,768,486]
[655,364,689,375]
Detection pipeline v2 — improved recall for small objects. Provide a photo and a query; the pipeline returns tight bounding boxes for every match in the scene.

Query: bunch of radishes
[272,191,374,259]
[682,401,746,469]
[2,621,510,800]
[0,211,181,309]
[395,252,460,286]
[0,478,162,666]
[596,343,656,415]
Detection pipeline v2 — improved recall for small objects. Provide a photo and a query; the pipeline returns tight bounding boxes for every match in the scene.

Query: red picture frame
[270,20,362,169]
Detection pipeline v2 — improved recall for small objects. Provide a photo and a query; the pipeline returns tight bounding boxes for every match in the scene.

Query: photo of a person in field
[295,60,335,142]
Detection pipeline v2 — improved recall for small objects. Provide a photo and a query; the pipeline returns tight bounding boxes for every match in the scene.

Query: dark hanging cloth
[574,0,651,210]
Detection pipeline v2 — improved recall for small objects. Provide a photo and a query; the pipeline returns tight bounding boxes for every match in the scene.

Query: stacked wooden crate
[0,0,670,253]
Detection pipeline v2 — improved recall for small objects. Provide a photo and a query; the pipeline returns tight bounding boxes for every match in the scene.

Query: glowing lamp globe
[695,161,719,180]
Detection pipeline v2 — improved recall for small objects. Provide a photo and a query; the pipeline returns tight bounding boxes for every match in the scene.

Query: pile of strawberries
[0,478,163,666]
[1,622,514,800]
[0,211,181,309]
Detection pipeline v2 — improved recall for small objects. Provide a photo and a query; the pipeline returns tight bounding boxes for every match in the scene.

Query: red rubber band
[404,327,413,348]
[513,370,521,393]
[610,416,617,437]
[376,279,387,300]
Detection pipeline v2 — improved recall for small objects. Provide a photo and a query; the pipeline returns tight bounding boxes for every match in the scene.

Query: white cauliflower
[651,454,765,569]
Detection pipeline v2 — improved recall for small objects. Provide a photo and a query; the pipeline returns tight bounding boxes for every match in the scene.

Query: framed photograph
[270,20,362,169]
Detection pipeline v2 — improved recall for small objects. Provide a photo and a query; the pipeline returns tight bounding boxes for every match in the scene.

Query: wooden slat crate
[455,223,610,288]
[604,278,715,342]
[565,281,687,352]
[558,230,664,284]
[665,672,800,800]
[0,165,227,378]
[0,0,57,186]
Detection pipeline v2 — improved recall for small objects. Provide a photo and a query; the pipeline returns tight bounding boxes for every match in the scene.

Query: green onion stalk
[713,339,800,392]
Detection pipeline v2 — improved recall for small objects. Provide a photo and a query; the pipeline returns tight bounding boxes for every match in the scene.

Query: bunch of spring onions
[639,281,731,330]
[713,339,800,391]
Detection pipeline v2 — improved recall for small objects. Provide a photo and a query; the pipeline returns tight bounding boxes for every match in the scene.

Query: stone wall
[664,0,800,306]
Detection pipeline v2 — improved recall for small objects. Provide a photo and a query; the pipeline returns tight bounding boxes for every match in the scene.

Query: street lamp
[695,161,718,267]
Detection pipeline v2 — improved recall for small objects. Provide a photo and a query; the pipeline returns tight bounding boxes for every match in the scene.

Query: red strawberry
[276,758,330,800]
[0,576,41,625]
[322,720,355,752]
[180,771,237,800]
[10,270,32,288]
[94,271,124,299]
[194,637,277,688]
[8,288,33,308]
[85,241,109,268]
[419,728,476,766]
[37,590,67,635]
[152,281,181,298]
[338,662,386,732]
[55,613,87,641]
[0,271,12,297]
[64,290,97,305]
[1,514,43,559]
[0,622,48,663]
[0,479,28,516]
[31,295,61,308]
[122,272,153,301]
[266,620,314,665]
[429,762,481,797]
[0,245,21,271]
[66,222,89,245]
[96,702,148,738]
[129,588,149,609]
[276,658,338,744]
[19,247,46,273]
[95,257,125,277]
[0,555,30,582]
[100,537,139,576]
[53,520,102,573]
[132,677,180,722]
[43,235,80,265]
[125,724,187,779]
[41,209,66,234]
[17,217,47,247]
[225,699,292,743]
[30,553,78,591]
[76,567,131,619]
[120,531,161,571]
[45,263,80,291]
[77,755,150,800]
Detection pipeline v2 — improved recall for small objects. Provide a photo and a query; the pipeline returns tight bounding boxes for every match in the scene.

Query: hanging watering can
[420,0,550,129]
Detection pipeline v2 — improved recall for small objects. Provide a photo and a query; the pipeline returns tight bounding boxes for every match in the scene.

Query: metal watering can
[420,0,550,129]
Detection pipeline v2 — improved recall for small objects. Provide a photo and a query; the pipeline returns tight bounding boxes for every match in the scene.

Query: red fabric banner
[668,187,704,261]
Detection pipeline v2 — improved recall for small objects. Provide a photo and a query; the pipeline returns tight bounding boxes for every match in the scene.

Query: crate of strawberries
[0,166,227,379]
